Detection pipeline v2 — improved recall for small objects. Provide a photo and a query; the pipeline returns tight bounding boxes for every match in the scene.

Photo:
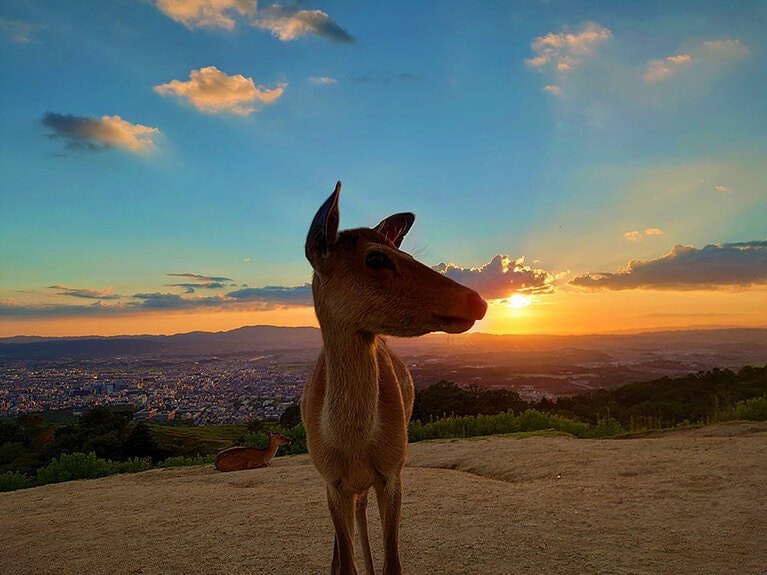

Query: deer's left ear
[306,181,341,266]
[374,212,415,248]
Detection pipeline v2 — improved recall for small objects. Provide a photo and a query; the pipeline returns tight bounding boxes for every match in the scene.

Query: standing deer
[215,430,292,472]
[302,182,487,575]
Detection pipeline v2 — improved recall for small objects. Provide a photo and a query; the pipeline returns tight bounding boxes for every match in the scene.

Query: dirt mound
[2,423,766,575]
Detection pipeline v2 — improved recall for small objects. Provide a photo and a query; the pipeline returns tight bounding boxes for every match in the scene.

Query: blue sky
[1,0,766,336]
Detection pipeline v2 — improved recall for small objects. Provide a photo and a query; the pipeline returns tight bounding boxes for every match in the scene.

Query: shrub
[35,452,151,485]
[0,471,35,492]
[734,396,767,421]
[408,409,625,443]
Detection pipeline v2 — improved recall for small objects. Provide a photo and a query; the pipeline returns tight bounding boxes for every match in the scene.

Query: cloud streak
[154,66,286,115]
[47,285,121,300]
[165,273,235,293]
[227,284,313,306]
[42,113,161,154]
[570,241,767,290]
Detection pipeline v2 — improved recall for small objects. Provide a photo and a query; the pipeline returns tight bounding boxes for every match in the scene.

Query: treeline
[2,365,765,492]
[0,405,305,492]
[408,365,767,441]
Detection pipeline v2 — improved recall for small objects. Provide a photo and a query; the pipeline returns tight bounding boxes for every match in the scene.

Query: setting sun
[507,293,532,309]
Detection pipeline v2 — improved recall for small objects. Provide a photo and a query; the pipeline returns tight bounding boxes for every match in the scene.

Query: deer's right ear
[305,181,341,267]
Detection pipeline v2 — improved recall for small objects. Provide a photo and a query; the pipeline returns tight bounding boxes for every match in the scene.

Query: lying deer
[214,430,292,472]
[302,182,487,575]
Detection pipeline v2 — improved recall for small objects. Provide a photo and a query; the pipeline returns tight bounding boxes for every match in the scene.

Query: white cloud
[699,38,750,64]
[154,0,257,30]
[154,66,286,115]
[543,84,563,96]
[0,17,42,43]
[309,76,338,85]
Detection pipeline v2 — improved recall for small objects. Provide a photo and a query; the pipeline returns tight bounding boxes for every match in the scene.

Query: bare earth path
[2,423,766,575]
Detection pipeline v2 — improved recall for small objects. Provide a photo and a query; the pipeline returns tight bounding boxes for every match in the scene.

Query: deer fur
[215,430,292,472]
[302,182,487,574]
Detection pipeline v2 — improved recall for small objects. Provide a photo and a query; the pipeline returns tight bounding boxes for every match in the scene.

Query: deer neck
[263,437,280,460]
[320,325,381,443]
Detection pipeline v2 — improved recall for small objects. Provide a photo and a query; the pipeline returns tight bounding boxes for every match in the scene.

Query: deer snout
[467,291,488,320]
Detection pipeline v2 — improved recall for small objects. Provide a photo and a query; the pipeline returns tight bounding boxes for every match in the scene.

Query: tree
[123,422,164,462]
[279,403,302,428]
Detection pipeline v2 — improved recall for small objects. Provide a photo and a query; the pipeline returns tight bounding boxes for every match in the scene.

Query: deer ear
[306,181,341,266]
[374,212,415,248]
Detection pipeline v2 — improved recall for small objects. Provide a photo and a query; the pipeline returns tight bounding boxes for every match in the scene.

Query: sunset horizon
[2,2,766,340]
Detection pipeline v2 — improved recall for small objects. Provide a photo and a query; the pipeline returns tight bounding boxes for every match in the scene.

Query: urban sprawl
[0,355,310,424]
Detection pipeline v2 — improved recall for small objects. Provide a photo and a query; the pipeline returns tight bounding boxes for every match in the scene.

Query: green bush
[35,452,151,485]
[734,395,767,421]
[408,409,626,443]
[0,471,35,492]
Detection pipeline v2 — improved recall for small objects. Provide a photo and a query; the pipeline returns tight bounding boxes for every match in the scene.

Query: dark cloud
[131,292,228,310]
[0,300,124,318]
[47,285,121,300]
[435,255,556,300]
[41,112,159,154]
[570,241,767,290]
[167,272,233,282]
[227,284,313,307]
[42,112,108,151]
[165,273,233,293]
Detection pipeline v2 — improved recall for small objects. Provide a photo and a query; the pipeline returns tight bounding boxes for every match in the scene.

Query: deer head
[305,181,487,337]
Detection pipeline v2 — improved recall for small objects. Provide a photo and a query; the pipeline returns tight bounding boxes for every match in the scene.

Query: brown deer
[214,430,292,472]
[302,182,487,575]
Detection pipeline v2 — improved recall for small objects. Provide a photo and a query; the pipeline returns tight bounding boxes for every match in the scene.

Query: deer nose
[468,292,488,320]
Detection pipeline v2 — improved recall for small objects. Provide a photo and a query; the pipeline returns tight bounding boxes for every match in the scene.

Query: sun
[507,293,532,309]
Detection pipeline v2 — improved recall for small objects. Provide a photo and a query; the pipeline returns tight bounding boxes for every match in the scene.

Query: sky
[1,0,766,338]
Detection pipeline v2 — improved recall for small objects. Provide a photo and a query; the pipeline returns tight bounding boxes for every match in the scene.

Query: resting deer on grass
[215,430,292,472]
[302,182,487,575]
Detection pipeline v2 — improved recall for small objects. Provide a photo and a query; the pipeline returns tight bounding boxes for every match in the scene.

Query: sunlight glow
[507,293,533,309]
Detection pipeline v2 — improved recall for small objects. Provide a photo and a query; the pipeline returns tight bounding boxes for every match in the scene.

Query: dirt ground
[2,422,766,575]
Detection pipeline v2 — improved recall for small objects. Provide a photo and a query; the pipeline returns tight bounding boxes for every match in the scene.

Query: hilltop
[2,422,766,575]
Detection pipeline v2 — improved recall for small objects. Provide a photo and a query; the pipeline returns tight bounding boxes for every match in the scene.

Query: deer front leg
[327,485,359,575]
[374,474,404,575]
[356,490,375,575]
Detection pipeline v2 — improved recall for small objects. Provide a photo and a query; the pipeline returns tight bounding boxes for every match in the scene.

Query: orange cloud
[526,22,611,72]
[252,6,354,43]
[154,0,257,30]
[154,66,286,115]
[625,229,664,241]
[643,54,692,82]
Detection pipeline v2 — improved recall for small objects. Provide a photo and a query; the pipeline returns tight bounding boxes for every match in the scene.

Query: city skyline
[2,1,766,337]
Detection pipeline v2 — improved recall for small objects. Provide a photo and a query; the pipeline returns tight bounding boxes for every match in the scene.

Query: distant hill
[0,326,322,360]
[1,325,766,363]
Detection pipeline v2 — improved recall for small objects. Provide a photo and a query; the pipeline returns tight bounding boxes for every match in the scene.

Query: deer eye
[365,251,394,271]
